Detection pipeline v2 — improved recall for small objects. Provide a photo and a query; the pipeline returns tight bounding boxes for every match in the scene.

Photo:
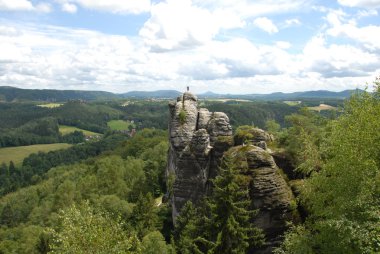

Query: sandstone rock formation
[167,92,233,220]
[167,93,298,253]
[234,126,274,150]
[226,145,298,254]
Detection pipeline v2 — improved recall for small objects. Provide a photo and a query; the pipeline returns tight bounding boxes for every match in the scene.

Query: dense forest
[0,83,378,253]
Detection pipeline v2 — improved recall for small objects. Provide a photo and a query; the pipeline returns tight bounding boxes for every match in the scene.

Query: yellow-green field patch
[37,103,63,108]
[107,120,134,131]
[308,104,337,112]
[59,125,101,136]
[0,143,72,166]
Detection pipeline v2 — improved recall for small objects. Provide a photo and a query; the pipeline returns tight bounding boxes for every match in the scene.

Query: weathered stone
[167,92,233,221]
[226,145,298,254]
[197,108,212,129]
[234,126,274,150]
[167,93,298,253]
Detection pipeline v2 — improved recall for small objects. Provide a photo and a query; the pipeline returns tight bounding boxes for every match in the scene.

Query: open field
[308,103,337,111]
[59,125,101,136]
[107,120,134,131]
[204,99,252,103]
[36,103,63,108]
[283,101,302,106]
[0,143,72,166]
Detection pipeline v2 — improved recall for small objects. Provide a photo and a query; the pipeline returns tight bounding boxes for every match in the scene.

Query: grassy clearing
[308,104,337,112]
[59,125,101,136]
[107,120,134,131]
[0,143,72,166]
[37,103,63,108]
[283,101,302,106]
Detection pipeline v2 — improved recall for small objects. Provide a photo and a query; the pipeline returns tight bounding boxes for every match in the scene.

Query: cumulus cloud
[62,3,77,13]
[276,41,292,49]
[284,18,301,27]
[302,35,380,78]
[253,17,279,34]
[140,0,244,52]
[35,2,52,13]
[337,0,380,8]
[357,9,378,18]
[326,9,380,51]
[0,0,51,12]
[193,0,311,18]
[59,0,151,14]
[0,0,33,11]
[1,0,379,95]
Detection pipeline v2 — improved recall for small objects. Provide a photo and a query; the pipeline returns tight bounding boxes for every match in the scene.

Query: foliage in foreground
[0,129,171,253]
[173,154,264,254]
[49,202,141,254]
[278,81,380,253]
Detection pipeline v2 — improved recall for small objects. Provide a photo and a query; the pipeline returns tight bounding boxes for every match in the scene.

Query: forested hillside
[0,84,378,253]
[0,86,118,102]
[0,129,172,253]
[261,81,380,253]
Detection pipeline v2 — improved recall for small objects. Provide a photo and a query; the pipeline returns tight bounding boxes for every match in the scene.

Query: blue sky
[0,0,380,94]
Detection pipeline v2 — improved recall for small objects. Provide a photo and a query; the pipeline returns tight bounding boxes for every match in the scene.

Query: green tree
[131,193,159,239]
[49,202,141,254]
[208,157,263,254]
[142,231,172,254]
[280,108,327,175]
[265,119,281,135]
[278,82,380,253]
[174,201,210,254]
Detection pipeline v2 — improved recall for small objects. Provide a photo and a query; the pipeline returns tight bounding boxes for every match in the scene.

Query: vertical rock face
[167,92,233,220]
[167,94,298,253]
[226,145,298,254]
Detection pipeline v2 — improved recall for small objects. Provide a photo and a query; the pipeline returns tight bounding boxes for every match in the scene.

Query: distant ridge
[198,89,363,100]
[121,90,181,98]
[0,86,362,102]
[0,86,118,102]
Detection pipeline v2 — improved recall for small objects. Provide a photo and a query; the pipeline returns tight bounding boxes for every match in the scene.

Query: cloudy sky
[0,0,380,94]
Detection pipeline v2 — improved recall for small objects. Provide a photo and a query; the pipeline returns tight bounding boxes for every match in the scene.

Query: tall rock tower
[167,92,233,220]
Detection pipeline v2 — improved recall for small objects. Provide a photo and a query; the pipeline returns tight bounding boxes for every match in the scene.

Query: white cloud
[337,0,380,8]
[0,0,52,12]
[64,0,151,14]
[139,0,244,51]
[62,3,77,13]
[0,0,33,11]
[326,10,380,51]
[0,11,378,95]
[357,9,378,18]
[284,18,301,27]
[193,0,311,18]
[276,41,292,49]
[253,17,279,34]
[301,35,380,78]
[36,2,52,13]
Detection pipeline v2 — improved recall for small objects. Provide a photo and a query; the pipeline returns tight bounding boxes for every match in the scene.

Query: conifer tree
[208,156,263,254]
[131,192,159,238]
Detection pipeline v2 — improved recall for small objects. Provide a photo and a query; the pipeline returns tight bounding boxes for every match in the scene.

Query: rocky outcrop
[234,126,274,150]
[225,145,298,254]
[167,93,298,253]
[167,92,233,221]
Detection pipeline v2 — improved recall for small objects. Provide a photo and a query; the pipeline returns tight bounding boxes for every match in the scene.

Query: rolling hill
[0,86,363,102]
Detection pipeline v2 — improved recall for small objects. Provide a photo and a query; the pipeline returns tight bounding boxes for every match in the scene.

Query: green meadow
[107,120,134,131]
[59,125,101,136]
[0,143,72,166]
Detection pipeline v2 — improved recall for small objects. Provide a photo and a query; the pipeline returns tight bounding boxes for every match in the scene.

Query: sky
[0,0,380,94]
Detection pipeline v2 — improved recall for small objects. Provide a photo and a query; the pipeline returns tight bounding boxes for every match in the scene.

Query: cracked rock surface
[167,92,233,221]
